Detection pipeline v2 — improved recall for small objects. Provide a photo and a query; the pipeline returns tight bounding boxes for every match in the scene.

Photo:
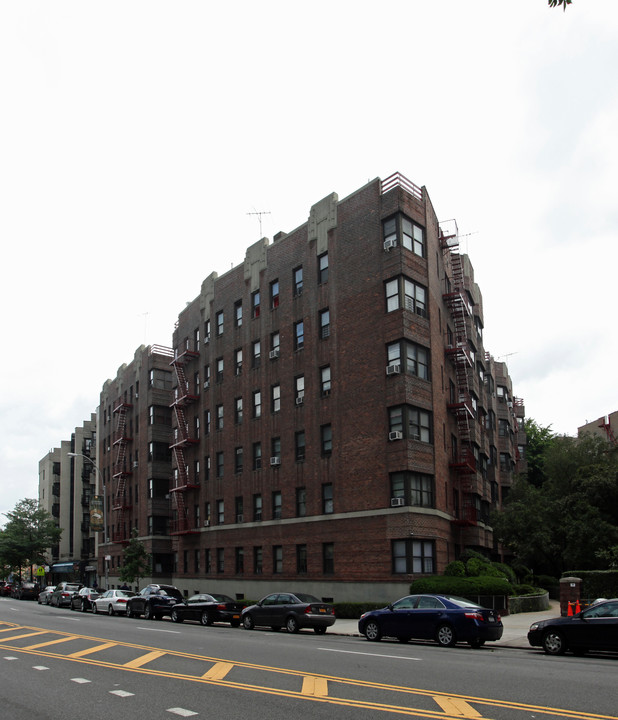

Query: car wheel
[436,624,457,647]
[542,630,567,655]
[313,626,327,635]
[171,609,183,623]
[127,607,136,618]
[92,602,98,614]
[243,614,255,630]
[70,602,76,611]
[364,621,382,642]
[286,616,299,634]
[108,604,115,616]
[200,610,213,626]
[397,636,411,643]
[144,605,153,620]
[468,639,485,649]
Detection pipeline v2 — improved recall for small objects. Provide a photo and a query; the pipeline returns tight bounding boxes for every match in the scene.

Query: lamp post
[67,452,108,589]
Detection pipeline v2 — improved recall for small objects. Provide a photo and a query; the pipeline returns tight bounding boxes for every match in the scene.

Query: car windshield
[294,593,321,604]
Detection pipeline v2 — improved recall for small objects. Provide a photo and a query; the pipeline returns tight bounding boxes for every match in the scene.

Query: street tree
[548,0,572,10]
[118,529,151,584]
[0,499,62,580]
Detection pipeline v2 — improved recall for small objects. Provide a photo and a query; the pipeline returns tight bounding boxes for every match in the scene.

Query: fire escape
[440,221,477,527]
[112,400,133,543]
[169,346,200,535]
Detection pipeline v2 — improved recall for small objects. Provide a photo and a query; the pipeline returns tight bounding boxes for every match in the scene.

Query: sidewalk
[331,601,561,649]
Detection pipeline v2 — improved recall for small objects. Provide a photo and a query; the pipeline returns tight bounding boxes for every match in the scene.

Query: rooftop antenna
[247,209,271,237]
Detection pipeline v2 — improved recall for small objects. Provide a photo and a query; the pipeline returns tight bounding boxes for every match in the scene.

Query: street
[1,597,617,720]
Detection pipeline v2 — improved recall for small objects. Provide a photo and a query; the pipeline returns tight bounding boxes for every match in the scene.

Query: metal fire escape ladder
[169,350,200,535]
[112,401,133,542]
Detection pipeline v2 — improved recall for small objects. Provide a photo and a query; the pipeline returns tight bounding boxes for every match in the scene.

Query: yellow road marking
[123,650,166,668]
[0,631,47,642]
[433,696,482,718]
[23,637,77,650]
[302,675,329,696]
[69,642,117,658]
[202,661,234,680]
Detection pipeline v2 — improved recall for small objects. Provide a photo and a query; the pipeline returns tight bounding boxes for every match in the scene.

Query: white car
[92,589,136,616]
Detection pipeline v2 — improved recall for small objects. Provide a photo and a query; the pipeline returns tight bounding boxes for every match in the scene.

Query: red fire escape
[441,221,477,526]
[599,416,617,446]
[112,400,133,542]
[169,347,200,535]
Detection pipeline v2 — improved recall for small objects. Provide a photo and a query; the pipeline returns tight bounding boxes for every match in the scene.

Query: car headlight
[529,622,540,631]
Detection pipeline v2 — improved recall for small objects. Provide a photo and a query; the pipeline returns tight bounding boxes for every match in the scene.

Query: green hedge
[333,602,386,619]
[410,575,511,595]
[562,570,618,599]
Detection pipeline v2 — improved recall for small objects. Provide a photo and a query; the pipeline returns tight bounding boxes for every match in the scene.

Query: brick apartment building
[162,173,526,602]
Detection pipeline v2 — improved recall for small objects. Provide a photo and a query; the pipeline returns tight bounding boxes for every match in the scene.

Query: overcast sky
[1,1,617,520]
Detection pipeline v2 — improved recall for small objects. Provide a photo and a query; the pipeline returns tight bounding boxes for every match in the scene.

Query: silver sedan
[92,589,136,616]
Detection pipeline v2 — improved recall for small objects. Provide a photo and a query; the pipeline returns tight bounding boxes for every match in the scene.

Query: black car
[70,587,100,612]
[171,593,245,627]
[126,584,184,620]
[358,594,503,648]
[241,592,336,634]
[12,582,39,600]
[528,598,618,655]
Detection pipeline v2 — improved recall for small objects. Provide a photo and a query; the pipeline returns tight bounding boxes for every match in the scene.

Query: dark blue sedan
[358,594,503,648]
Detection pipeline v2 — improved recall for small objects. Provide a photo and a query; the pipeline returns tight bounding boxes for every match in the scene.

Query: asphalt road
[2,597,617,720]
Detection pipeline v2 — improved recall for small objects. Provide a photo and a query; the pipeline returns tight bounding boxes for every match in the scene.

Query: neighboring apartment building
[163,172,526,602]
[578,411,618,445]
[97,344,174,587]
[38,414,98,586]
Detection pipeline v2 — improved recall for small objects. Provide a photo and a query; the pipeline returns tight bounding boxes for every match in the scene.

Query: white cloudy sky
[1,0,617,520]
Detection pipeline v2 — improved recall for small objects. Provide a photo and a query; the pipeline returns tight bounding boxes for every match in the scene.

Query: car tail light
[117,598,127,604]
[464,611,484,622]
[217,603,226,610]
[304,606,313,615]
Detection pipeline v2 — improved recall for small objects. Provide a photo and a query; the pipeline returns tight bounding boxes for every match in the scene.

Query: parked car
[38,585,57,604]
[92,589,136,616]
[70,587,100,612]
[358,594,504,648]
[15,582,39,600]
[126,584,184,620]
[528,598,618,655]
[0,582,14,597]
[171,593,245,627]
[241,592,336,634]
[50,582,83,608]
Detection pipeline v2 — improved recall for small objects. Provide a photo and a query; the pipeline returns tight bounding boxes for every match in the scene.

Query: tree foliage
[118,529,151,584]
[493,429,618,576]
[548,0,572,10]
[0,499,62,578]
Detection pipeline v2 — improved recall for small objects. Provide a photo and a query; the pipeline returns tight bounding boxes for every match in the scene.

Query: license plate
[233,614,240,619]
[318,608,326,613]
[488,614,495,622]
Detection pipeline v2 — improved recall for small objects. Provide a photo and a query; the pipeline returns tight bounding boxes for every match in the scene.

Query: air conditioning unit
[270,456,281,466]
[204,520,210,527]
[391,497,405,507]
[386,364,401,375]
[236,514,243,523]
[295,395,304,406]
[203,380,210,389]
[133,461,139,469]
[388,431,403,441]
[269,348,280,359]
[383,238,397,251]
[204,335,210,344]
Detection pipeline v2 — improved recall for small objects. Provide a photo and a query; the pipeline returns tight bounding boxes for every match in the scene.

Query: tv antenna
[247,209,271,237]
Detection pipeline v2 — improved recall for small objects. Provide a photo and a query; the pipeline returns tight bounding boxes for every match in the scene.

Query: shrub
[410,575,511,596]
[444,560,466,577]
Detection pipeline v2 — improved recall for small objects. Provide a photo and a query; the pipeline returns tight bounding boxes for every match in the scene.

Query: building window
[252,442,262,470]
[392,539,435,574]
[322,543,334,575]
[216,548,224,574]
[270,331,280,356]
[271,384,281,413]
[318,252,329,284]
[271,436,281,462]
[273,545,283,574]
[252,290,261,318]
[205,548,212,574]
[216,404,224,431]
[194,549,200,573]
[296,487,306,517]
[272,491,282,519]
[216,310,224,336]
[385,277,427,317]
[252,339,261,368]
[383,214,425,257]
[294,320,304,351]
[389,405,433,443]
[204,364,210,389]
[204,319,211,343]
[204,409,211,435]
[390,472,435,507]
[252,390,262,418]
[234,300,242,327]
[319,308,330,339]
[321,424,333,456]
[293,266,303,296]
[234,447,243,473]
[216,499,224,524]
[295,375,305,403]
[270,279,279,309]
[216,357,224,383]
[216,452,224,478]
[253,494,262,521]
[235,547,244,574]
[322,483,333,514]
[235,397,243,425]
[235,496,243,522]
[235,348,243,376]
[253,546,263,574]
[295,431,306,462]
[387,340,430,380]
[296,544,307,574]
